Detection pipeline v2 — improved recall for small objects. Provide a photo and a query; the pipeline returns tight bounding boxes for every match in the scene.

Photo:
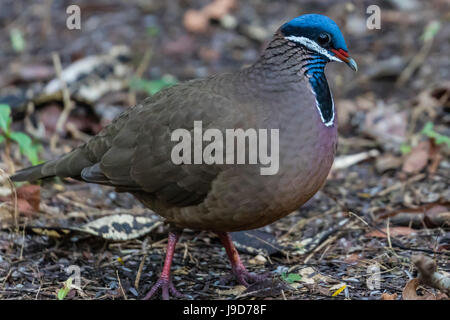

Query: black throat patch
[303,56,335,127]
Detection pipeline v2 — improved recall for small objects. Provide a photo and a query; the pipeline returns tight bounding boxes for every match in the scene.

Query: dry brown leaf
[248,254,267,265]
[365,226,416,238]
[381,292,398,300]
[364,107,407,146]
[343,253,363,264]
[402,140,431,174]
[183,0,236,33]
[402,278,436,300]
[412,255,450,296]
[216,285,246,296]
[0,184,40,217]
[379,204,450,229]
[375,153,403,173]
[203,0,236,19]
[183,10,210,33]
[16,184,40,211]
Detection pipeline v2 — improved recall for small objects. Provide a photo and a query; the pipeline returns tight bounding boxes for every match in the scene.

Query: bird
[11,14,357,299]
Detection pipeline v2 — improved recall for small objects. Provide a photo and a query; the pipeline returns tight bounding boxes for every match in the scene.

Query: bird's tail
[10,147,94,182]
[11,162,55,182]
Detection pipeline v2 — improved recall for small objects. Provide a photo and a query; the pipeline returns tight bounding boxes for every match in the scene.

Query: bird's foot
[143,277,183,300]
[232,264,267,287]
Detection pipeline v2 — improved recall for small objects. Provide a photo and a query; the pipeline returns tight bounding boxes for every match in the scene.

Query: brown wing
[80,74,250,206]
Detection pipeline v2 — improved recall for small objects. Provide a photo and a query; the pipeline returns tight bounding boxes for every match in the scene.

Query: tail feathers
[10,163,49,182]
[11,147,95,182]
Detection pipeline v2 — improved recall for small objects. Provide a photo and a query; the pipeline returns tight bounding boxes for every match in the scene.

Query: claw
[232,265,266,287]
[142,231,183,300]
[217,232,266,287]
[143,277,183,300]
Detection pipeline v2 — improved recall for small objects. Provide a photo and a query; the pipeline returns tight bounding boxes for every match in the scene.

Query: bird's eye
[318,33,331,46]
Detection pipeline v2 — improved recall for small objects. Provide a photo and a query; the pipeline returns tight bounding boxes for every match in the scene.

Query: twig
[396,35,434,87]
[386,217,392,250]
[24,102,46,140]
[134,253,147,290]
[1,168,18,230]
[300,218,351,256]
[50,52,74,152]
[116,269,127,300]
[376,174,426,197]
[332,149,380,171]
[128,49,152,106]
[19,219,26,260]
[3,138,15,174]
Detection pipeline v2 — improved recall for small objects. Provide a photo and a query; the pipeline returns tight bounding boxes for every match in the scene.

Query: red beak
[331,49,358,72]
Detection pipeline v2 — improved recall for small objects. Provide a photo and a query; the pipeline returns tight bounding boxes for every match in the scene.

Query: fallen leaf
[16,184,40,211]
[172,266,190,276]
[203,0,236,20]
[343,253,363,264]
[365,227,416,238]
[216,285,246,296]
[378,204,450,228]
[248,254,267,265]
[402,278,436,300]
[402,140,431,174]
[381,292,398,300]
[375,153,403,173]
[0,184,40,216]
[183,10,210,33]
[298,267,333,285]
[183,0,236,33]
[364,106,408,147]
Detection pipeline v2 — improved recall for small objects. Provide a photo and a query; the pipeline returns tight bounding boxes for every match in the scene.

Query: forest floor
[0,0,449,300]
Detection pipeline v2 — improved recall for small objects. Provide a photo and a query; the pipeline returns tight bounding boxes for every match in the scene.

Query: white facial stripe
[285,35,342,63]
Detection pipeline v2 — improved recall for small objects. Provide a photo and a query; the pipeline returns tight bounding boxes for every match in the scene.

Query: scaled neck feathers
[247,36,335,127]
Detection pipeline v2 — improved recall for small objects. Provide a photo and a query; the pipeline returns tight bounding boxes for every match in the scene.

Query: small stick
[386,217,392,250]
[50,52,74,152]
[134,253,147,290]
[128,49,152,106]
[116,269,128,300]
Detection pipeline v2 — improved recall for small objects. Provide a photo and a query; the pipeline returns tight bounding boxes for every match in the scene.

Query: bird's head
[280,14,357,72]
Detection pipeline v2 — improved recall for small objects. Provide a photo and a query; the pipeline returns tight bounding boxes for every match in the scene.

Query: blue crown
[281,14,348,52]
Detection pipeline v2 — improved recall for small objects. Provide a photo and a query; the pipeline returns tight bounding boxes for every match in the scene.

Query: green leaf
[24,146,40,166]
[421,121,450,148]
[9,132,41,165]
[10,28,26,52]
[400,143,412,155]
[0,104,11,134]
[0,135,4,144]
[421,21,441,43]
[57,277,73,300]
[282,272,302,284]
[147,26,159,37]
[130,75,177,95]
[420,121,434,136]
[10,131,32,149]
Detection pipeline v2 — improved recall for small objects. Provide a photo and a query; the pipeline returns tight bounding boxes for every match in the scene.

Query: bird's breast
[268,87,338,214]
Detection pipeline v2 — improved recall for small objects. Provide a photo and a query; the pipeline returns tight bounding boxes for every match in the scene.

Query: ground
[0,0,449,300]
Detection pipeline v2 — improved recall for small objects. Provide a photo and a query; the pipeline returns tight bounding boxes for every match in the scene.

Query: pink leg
[143,232,183,300]
[216,232,265,287]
